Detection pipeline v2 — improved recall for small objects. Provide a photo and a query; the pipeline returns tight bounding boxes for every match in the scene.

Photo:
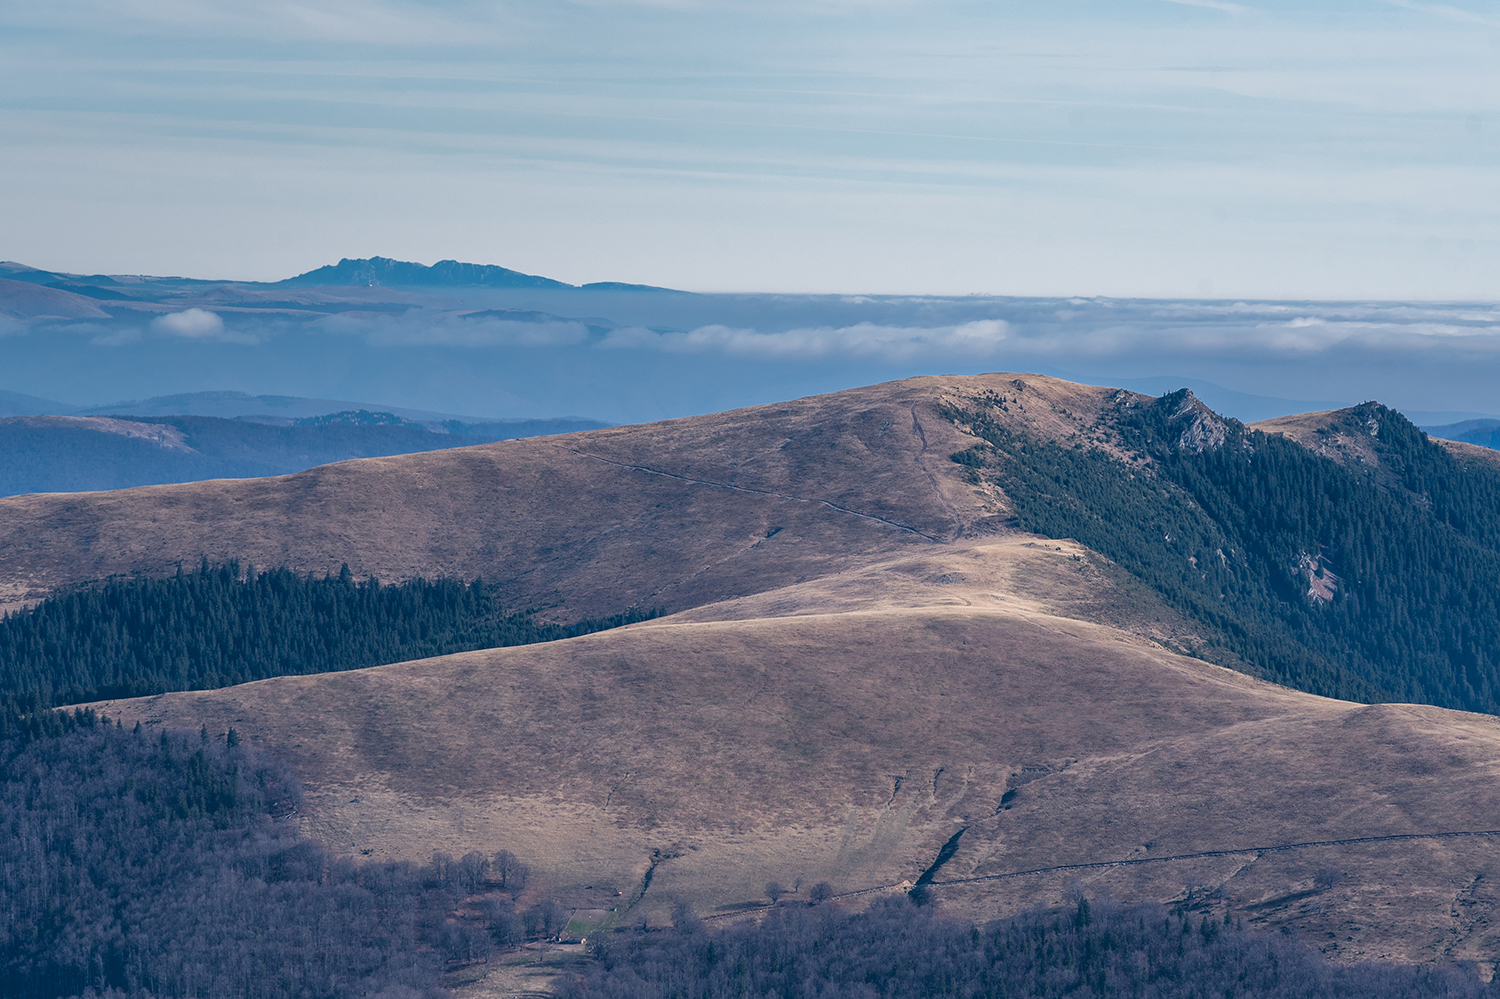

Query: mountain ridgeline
[944,388,1500,714]
[0,563,658,737]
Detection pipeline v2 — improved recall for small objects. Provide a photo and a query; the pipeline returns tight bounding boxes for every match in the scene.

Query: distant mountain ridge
[0,411,609,497]
[1424,418,1500,451]
[0,389,533,422]
[75,390,509,423]
[2,256,682,295]
[279,256,574,290]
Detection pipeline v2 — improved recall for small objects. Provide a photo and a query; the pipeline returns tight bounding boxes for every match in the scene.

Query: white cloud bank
[598,320,1011,361]
[589,309,1500,364]
[151,308,225,338]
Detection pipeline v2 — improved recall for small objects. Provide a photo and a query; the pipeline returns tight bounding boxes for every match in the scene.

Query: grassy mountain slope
[0,374,1031,614]
[14,372,1500,971]
[90,540,1500,969]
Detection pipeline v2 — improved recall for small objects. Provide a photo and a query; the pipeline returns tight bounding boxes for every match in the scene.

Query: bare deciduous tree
[492,849,530,894]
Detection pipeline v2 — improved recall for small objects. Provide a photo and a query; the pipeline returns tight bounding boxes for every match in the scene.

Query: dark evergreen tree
[942,392,1500,714]
[0,562,658,737]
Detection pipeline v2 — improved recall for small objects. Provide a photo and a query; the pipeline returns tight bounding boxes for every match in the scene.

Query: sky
[2,0,1498,299]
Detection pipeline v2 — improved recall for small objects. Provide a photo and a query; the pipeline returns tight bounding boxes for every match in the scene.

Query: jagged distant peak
[279,256,575,290]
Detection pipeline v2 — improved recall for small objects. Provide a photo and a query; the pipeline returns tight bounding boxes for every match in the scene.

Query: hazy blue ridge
[0,412,606,497]
[278,255,576,289]
[1423,419,1500,451]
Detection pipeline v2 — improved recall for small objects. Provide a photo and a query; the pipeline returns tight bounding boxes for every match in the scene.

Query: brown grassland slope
[9,373,1500,973]
[0,373,1105,613]
[90,541,1500,970]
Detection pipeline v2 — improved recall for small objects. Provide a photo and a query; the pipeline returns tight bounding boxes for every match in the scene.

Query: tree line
[563,895,1494,999]
[0,561,658,738]
[943,392,1500,715]
[0,718,563,999]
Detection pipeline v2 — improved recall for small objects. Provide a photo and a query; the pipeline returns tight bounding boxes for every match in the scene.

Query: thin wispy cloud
[14,0,520,45]
[1,0,1497,298]
[1386,0,1500,28]
[1159,0,1250,14]
[89,327,143,347]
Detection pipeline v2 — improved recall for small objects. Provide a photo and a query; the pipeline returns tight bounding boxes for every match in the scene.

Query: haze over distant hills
[0,386,607,497]
[278,255,675,292]
[0,410,608,497]
[12,372,1500,972]
[3,256,1497,427]
[0,387,569,423]
[1424,418,1500,450]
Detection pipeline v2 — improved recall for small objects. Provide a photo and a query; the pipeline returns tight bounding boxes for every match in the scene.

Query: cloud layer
[598,320,1010,360]
[8,294,1500,423]
[585,301,1500,365]
[151,309,226,338]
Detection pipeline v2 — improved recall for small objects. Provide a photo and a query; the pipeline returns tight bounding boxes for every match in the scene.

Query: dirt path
[825,829,1500,902]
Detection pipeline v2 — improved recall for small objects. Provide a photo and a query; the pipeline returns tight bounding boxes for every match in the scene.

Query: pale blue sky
[2,1,1498,297]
